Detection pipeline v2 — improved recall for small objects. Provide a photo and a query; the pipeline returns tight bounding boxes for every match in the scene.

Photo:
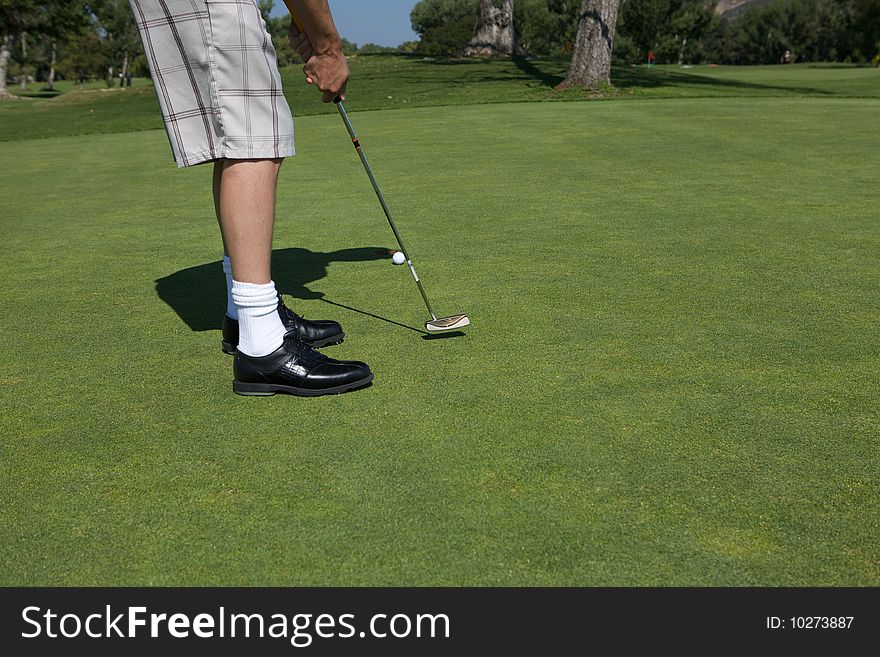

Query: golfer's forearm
[283,0,342,54]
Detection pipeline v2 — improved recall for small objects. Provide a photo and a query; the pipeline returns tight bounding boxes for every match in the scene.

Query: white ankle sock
[231,280,286,357]
[222,255,237,320]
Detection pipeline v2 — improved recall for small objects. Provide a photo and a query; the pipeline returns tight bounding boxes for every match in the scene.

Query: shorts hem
[175,146,296,168]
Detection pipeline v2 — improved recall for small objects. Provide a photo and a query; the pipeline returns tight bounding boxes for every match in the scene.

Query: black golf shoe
[233,334,373,397]
[222,296,344,354]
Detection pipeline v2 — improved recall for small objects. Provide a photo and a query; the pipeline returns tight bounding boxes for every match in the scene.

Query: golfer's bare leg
[213,160,229,256]
[216,158,282,283]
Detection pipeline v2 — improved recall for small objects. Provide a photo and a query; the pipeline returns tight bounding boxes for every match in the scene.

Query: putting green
[1,97,878,585]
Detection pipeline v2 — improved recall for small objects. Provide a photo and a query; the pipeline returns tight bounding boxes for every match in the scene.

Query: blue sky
[270,1,421,48]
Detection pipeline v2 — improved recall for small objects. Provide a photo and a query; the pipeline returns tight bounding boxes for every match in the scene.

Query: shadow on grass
[807,63,871,69]
[413,54,567,85]
[408,55,836,96]
[422,330,465,340]
[611,66,835,95]
[156,246,389,330]
[11,89,62,99]
[156,246,428,333]
[319,298,427,335]
[512,56,565,87]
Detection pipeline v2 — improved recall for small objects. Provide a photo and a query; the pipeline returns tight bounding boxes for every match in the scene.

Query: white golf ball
[392,251,405,265]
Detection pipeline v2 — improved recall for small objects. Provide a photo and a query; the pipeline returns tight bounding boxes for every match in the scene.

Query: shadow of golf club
[421,331,466,340]
[321,299,468,340]
[318,298,427,334]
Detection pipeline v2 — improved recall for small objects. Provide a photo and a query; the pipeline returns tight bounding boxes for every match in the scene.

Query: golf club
[291,9,468,333]
[332,98,470,333]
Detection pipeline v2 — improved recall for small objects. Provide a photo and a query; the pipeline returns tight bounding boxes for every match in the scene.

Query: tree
[358,43,397,54]
[617,0,715,64]
[92,0,141,87]
[58,24,103,86]
[516,0,579,56]
[853,0,880,63]
[257,0,274,24]
[665,1,715,64]
[1,0,41,96]
[558,0,621,89]
[0,32,11,96]
[1,1,90,96]
[464,0,522,56]
[700,0,870,65]
[411,0,479,55]
[43,1,90,89]
[265,11,300,67]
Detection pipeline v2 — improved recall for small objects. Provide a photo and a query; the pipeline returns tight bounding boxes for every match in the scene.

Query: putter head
[425,314,470,332]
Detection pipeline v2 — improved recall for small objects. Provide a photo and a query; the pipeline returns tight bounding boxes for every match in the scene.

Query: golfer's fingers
[288,24,305,49]
[288,23,314,60]
[321,82,346,103]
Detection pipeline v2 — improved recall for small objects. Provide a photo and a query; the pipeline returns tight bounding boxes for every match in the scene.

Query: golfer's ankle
[231,280,285,357]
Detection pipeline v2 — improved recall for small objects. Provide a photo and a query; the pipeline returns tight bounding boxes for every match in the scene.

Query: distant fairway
[1,62,878,585]
[2,57,879,141]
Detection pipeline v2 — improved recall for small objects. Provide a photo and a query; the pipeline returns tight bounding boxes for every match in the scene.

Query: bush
[358,43,398,55]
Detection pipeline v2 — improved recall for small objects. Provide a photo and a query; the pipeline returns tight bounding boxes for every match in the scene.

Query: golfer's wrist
[312,37,343,57]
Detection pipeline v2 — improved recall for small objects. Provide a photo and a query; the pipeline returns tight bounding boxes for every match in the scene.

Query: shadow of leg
[155,246,394,331]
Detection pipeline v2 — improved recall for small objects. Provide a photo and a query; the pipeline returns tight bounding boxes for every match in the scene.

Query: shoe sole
[233,372,373,397]
[221,332,345,355]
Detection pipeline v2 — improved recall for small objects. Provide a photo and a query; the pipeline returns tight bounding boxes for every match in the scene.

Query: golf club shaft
[334,99,438,320]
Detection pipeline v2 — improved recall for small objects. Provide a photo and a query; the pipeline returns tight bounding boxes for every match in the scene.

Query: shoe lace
[283,334,327,367]
[278,296,303,322]
[277,296,306,340]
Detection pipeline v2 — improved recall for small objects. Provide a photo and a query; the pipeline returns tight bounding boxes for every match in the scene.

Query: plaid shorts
[129,0,295,167]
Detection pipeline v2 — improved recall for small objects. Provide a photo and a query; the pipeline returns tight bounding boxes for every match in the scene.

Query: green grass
[2,57,879,142]
[1,61,879,585]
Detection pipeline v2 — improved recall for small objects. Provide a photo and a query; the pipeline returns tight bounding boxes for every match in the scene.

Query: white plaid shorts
[129,0,295,167]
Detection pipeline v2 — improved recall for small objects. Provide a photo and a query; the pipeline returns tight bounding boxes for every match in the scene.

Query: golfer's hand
[287,20,314,61]
[303,50,348,103]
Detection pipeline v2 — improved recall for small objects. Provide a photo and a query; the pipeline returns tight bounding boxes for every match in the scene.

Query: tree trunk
[0,34,12,98]
[120,51,129,87]
[47,41,57,91]
[20,32,27,90]
[558,0,621,89]
[464,0,522,57]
